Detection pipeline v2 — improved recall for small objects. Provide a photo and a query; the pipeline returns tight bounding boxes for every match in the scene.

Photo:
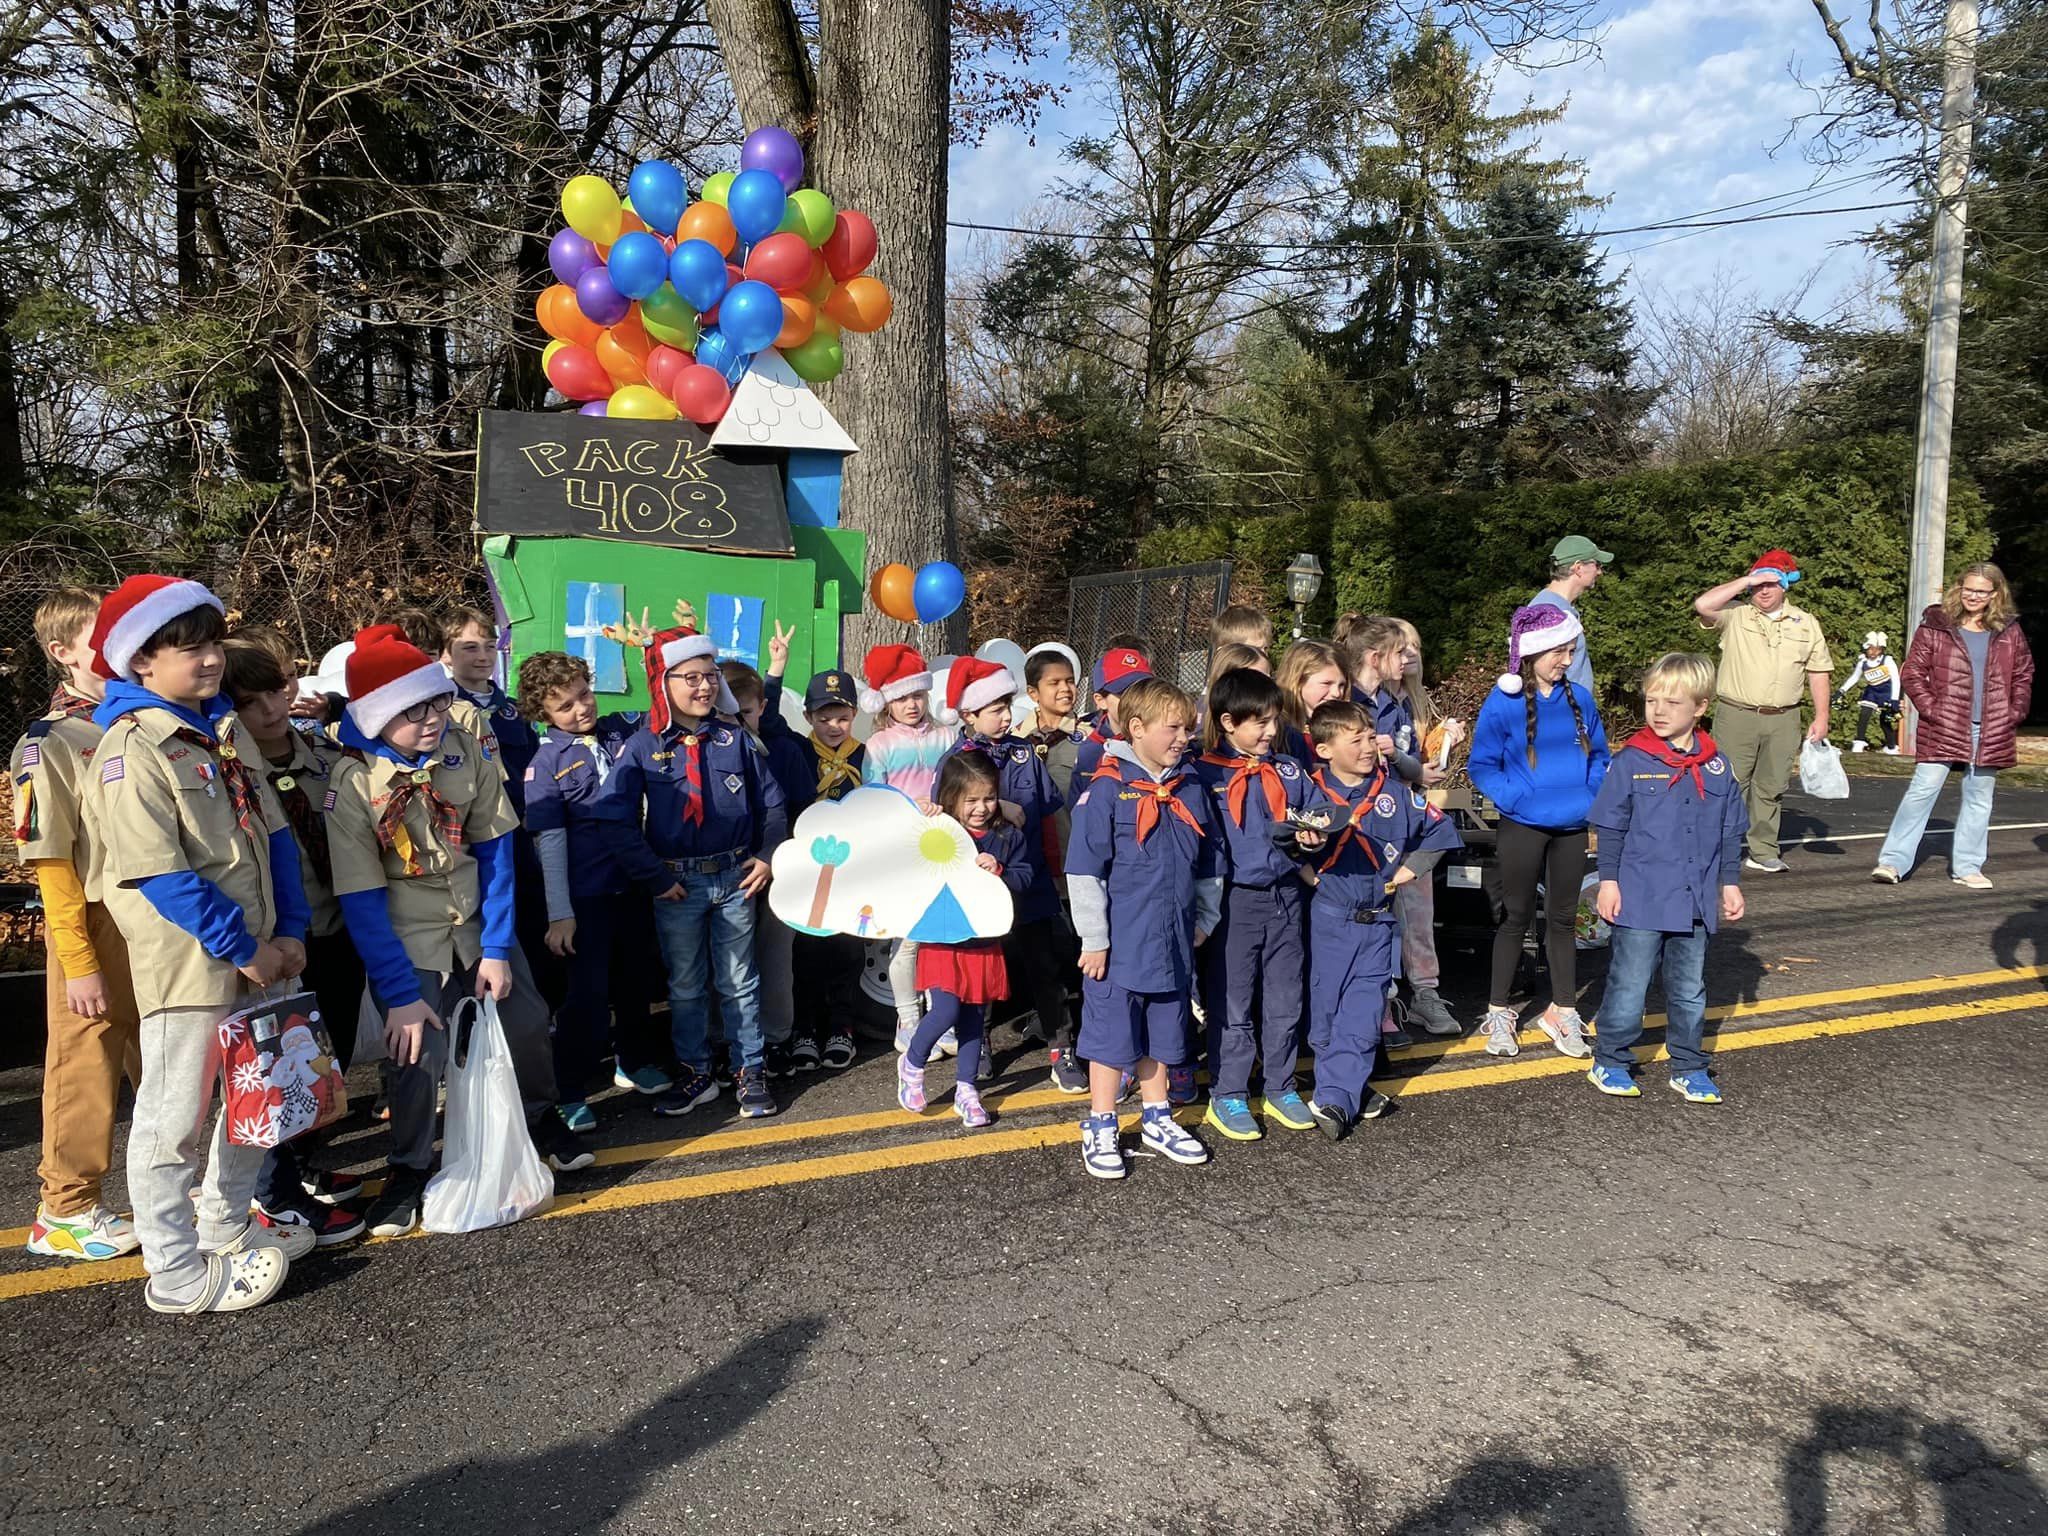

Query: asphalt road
[1,780,2044,1535]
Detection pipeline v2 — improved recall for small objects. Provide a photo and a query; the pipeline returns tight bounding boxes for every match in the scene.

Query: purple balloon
[574,264,631,328]
[578,400,611,416]
[549,228,598,286]
[741,125,806,193]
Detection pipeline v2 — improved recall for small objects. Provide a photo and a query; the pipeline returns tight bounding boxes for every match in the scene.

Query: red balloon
[823,210,878,282]
[746,232,816,295]
[544,343,614,402]
[644,344,693,397]
[672,363,732,425]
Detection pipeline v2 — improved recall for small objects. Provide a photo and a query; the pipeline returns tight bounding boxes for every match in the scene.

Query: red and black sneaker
[299,1167,366,1206]
[257,1189,367,1248]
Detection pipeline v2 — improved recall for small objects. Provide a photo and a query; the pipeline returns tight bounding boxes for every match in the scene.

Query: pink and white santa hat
[1497,604,1584,695]
[90,575,225,681]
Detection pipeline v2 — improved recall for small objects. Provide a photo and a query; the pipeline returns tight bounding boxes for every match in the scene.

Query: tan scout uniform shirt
[11,711,106,875]
[86,711,285,1017]
[1702,602,1834,710]
[257,727,346,938]
[449,695,511,785]
[325,723,519,973]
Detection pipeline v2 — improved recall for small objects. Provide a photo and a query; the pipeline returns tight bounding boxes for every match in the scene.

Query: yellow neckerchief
[812,734,862,799]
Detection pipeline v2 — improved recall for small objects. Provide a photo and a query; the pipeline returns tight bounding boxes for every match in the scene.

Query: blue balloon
[719,280,785,354]
[606,231,669,301]
[626,160,687,236]
[912,562,966,624]
[694,328,752,386]
[726,168,788,245]
[668,239,731,313]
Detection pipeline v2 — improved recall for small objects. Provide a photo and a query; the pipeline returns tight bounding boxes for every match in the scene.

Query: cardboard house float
[476,351,866,706]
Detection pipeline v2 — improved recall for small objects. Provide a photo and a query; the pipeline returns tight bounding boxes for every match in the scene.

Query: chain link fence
[1065,560,1234,694]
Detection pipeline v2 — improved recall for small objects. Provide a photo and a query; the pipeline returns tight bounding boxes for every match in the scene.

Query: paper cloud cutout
[769,786,1015,943]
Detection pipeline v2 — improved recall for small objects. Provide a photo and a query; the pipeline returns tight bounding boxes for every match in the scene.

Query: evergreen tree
[1416,176,1651,486]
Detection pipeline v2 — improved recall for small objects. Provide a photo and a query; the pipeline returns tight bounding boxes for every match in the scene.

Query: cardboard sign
[476,409,794,556]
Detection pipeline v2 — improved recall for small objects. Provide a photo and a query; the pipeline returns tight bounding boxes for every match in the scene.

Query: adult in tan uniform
[1692,549,1833,873]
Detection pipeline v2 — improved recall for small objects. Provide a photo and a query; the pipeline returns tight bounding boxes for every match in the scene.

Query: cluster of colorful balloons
[869,561,965,624]
[536,127,893,425]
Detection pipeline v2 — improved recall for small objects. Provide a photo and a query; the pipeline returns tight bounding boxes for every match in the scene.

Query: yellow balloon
[562,175,623,246]
[606,384,677,420]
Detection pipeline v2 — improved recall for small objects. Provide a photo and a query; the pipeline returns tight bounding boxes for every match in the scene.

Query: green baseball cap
[1552,534,1614,565]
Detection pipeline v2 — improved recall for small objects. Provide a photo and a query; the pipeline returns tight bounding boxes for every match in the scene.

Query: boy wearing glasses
[326,625,589,1239]
[593,628,788,1119]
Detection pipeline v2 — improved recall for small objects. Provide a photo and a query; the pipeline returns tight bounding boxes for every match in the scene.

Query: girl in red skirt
[898,753,1035,1127]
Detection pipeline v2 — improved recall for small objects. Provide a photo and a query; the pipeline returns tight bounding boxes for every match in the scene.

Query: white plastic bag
[1798,738,1850,800]
[422,996,553,1233]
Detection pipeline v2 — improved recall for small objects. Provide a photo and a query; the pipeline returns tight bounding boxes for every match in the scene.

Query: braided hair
[1520,660,1592,769]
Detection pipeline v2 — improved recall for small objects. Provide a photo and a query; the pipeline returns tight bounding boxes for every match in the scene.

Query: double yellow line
[1,965,2041,1307]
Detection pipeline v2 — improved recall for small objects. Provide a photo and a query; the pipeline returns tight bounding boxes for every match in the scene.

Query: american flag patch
[323,788,338,812]
[19,742,38,767]
[100,755,124,784]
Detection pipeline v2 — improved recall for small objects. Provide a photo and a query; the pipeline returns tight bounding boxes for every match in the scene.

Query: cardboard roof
[708,349,860,456]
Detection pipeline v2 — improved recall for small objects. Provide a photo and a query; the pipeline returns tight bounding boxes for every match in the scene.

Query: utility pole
[1903,0,1978,748]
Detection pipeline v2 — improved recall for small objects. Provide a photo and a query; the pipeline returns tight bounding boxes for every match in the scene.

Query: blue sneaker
[1203,1094,1260,1141]
[1668,1069,1723,1104]
[1080,1113,1126,1180]
[612,1063,672,1095]
[651,1068,720,1117]
[1049,1050,1089,1095]
[1139,1106,1209,1165]
[1166,1064,1198,1107]
[1587,1064,1641,1098]
[558,1100,597,1134]
[1260,1090,1316,1132]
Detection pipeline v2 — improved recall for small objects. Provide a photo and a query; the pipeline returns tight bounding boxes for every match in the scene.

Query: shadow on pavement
[1381,1455,1643,1535]
[287,1312,824,1536]
[1991,899,2048,983]
[1781,1404,2048,1535]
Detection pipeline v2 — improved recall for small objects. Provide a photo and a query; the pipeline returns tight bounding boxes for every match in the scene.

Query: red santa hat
[651,629,741,726]
[345,624,456,737]
[90,575,225,681]
[938,656,1016,724]
[860,643,933,715]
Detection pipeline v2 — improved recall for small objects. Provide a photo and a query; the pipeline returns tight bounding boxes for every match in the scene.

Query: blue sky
[947,0,1903,320]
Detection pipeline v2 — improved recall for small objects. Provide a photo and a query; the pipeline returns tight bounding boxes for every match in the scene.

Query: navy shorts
[1079,979,1189,1070]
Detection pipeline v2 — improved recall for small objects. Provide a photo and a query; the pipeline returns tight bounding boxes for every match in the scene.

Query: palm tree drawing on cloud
[808,835,850,929]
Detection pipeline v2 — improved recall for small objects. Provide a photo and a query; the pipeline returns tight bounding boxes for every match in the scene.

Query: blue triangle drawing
[908,882,975,944]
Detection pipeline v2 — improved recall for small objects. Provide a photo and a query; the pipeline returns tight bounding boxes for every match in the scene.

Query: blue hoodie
[92,682,310,964]
[1467,680,1611,831]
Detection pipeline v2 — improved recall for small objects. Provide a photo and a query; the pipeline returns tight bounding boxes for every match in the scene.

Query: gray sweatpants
[129,1005,268,1297]
[381,947,559,1171]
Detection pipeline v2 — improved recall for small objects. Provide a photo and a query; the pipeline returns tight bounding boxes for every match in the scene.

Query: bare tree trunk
[706,0,814,129]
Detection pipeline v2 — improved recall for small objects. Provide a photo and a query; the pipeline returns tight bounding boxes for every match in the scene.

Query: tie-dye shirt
[861,719,959,802]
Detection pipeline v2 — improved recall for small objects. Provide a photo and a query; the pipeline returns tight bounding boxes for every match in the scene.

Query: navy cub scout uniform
[453,683,538,811]
[1191,747,1319,1100]
[524,732,627,900]
[1064,744,1222,1071]
[945,733,1065,921]
[1306,768,1463,1119]
[1587,734,1748,934]
[593,717,788,887]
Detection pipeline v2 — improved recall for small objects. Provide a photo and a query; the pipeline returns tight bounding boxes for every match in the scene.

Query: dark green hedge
[1144,436,1993,722]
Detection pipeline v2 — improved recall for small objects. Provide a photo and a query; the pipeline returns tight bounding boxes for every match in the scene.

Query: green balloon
[641,284,699,350]
[701,171,735,208]
[784,331,844,383]
[788,188,837,247]
[775,203,805,237]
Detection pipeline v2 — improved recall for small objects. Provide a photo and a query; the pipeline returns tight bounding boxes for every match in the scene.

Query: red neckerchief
[1090,756,1201,845]
[347,748,464,876]
[265,744,332,888]
[1310,766,1387,874]
[48,685,97,720]
[172,726,267,845]
[1625,727,1717,799]
[1199,749,1285,829]
[663,722,708,826]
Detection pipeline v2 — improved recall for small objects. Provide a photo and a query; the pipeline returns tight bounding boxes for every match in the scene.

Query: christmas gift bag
[220,989,350,1148]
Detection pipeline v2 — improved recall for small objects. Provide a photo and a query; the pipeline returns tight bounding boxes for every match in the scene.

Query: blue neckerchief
[336,713,438,771]
[93,680,229,738]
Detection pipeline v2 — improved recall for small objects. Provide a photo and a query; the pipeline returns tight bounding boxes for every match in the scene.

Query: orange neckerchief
[1199,749,1286,829]
[1310,766,1387,874]
[1091,756,1201,845]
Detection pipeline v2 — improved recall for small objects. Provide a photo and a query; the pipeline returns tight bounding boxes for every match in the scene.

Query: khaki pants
[39,905,143,1216]
[1714,703,1801,863]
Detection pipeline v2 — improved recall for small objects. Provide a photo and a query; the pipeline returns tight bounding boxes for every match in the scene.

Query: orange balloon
[825,277,893,335]
[595,329,649,386]
[803,252,836,305]
[869,563,918,623]
[537,284,603,348]
[774,293,817,351]
[676,201,738,257]
[607,308,653,362]
[619,209,647,239]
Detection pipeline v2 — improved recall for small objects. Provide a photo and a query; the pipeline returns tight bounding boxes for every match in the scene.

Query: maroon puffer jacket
[1901,604,2035,768]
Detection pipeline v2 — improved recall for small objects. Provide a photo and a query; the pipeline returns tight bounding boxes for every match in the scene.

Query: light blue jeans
[650,862,764,1073]
[1876,727,1996,878]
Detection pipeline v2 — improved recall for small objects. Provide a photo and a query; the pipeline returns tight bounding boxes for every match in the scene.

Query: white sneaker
[1080,1114,1127,1180]
[1870,865,1902,884]
[1882,746,1900,755]
[1537,1005,1592,1059]
[209,1215,316,1262]
[1138,1109,1209,1166]
[1951,872,1994,891]
[26,1203,140,1261]
[1482,1007,1520,1058]
[1850,740,1866,752]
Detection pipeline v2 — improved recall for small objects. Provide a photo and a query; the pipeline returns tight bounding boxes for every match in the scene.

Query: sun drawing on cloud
[768,786,1014,945]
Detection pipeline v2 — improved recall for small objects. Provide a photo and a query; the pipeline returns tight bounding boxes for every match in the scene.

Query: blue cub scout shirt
[1307,771,1464,916]
[970,822,1037,901]
[1588,742,1749,935]
[591,718,789,890]
[1189,749,1320,889]
[1064,758,1220,993]
[523,733,627,899]
[944,733,1065,922]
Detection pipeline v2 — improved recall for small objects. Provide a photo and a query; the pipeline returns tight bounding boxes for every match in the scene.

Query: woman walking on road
[1872,562,2034,891]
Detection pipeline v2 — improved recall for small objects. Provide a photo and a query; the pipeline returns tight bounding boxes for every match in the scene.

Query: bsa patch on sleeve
[1374,794,1398,818]
[1010,748,1029,765]
[1276,758,1298,779]
[100,755,124,784]
[19,741,38,768]
[323,788,338,812]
